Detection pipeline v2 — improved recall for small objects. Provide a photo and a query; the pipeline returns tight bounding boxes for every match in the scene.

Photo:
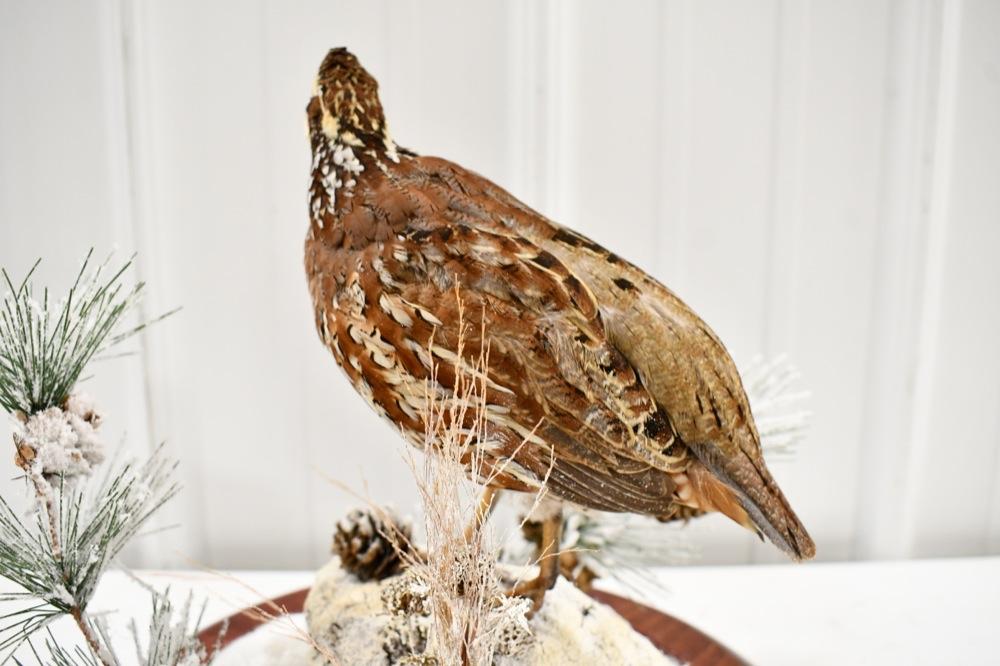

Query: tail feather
[687,444,815,561]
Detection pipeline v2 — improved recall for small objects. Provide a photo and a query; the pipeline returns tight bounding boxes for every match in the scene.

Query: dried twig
[393,295,539,666]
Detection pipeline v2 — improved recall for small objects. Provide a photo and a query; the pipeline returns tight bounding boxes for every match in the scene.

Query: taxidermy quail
[305,48,815,605]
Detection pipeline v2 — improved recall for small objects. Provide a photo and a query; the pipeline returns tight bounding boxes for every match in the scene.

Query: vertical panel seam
[898,0,962,556]
[98,0,157,457]
[97,0,161,568]
[657,0,694,284]
[113,0,212,565]
[850,0,921,560]
[756,0,809,562]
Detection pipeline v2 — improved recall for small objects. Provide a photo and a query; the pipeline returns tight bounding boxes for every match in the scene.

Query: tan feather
[304,48,815,562]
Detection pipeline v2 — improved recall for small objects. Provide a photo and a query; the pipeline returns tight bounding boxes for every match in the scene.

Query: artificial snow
[498,577,678,666]
[212,615,316,666]
[210,558,681,665]
[298,557,680,665]
[12,394,104,477]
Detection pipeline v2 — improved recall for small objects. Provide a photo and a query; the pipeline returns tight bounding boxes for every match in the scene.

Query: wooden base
[197,586,747,665]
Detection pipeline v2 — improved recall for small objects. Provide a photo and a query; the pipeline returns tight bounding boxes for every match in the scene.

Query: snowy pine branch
[129,585,210,666]
[560,512,695,592]
[0,249,188,662]
[0,445,180,659]
[0,250,173,417]
[12,584,213,666]
[19,627,109,666]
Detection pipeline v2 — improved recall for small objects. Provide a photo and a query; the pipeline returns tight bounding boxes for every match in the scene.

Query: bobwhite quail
[304,48,815,606]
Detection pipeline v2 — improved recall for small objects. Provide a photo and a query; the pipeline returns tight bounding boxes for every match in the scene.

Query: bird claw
[506,574,554,616]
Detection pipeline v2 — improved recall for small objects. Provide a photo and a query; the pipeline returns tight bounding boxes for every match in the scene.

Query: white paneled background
[1,0,998,569]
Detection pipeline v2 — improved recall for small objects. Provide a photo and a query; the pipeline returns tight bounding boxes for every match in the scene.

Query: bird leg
[508,510,562,613]
[556,549,597,593]
[464,486,500,543]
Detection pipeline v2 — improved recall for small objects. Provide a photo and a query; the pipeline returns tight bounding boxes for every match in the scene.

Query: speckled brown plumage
[304,48,815,561]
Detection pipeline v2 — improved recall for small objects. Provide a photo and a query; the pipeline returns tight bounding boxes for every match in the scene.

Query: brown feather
[304,48,815,561]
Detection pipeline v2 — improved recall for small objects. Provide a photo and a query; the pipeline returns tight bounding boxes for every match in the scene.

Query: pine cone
[333,508,412,581]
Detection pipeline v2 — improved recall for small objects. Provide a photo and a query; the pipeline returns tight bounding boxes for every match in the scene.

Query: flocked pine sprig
[560,511,696,594]
[128,584,212,666]
[0,444,180,660]
[500,507,696,602]
[741,354,811,459]
[19,625,113,666]
[0,250,169,416]
[14,584,214,666]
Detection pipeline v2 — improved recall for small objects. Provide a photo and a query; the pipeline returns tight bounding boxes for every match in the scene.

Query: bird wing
[397,155,756,458]
[537,226,815,558]
[311,167,685,514]
[396,155,814,558]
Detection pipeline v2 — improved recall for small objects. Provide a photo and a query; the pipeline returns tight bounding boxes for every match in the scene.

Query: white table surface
[7,557,998,665]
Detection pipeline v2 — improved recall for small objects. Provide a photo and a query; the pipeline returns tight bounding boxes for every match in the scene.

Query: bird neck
[308,126,403,236]
[307,134,359,230]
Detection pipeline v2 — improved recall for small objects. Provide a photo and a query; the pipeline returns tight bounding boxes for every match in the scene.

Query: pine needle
[0,445,180,660]
[0,250,170,416]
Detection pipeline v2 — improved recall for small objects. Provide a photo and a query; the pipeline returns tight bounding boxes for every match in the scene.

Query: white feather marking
[417,308,443,326]
[379,293,414,327]
[370,347,393,369]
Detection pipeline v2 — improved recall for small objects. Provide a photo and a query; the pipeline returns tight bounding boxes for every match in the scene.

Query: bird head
[308,48,392,151]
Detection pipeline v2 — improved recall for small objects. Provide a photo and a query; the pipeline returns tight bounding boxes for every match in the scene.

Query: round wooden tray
[197,586,747,665]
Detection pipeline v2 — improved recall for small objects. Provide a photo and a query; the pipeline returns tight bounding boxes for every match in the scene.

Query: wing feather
[315,176,683,513]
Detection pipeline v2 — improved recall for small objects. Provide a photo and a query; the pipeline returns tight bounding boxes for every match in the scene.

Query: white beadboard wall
[1,0,998,569]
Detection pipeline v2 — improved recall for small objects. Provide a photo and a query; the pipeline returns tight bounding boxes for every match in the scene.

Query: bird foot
[506,571,557,616]
[506,511,563,615]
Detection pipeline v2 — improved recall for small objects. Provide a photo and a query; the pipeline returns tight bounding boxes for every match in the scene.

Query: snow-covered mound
[303,557,679,665]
